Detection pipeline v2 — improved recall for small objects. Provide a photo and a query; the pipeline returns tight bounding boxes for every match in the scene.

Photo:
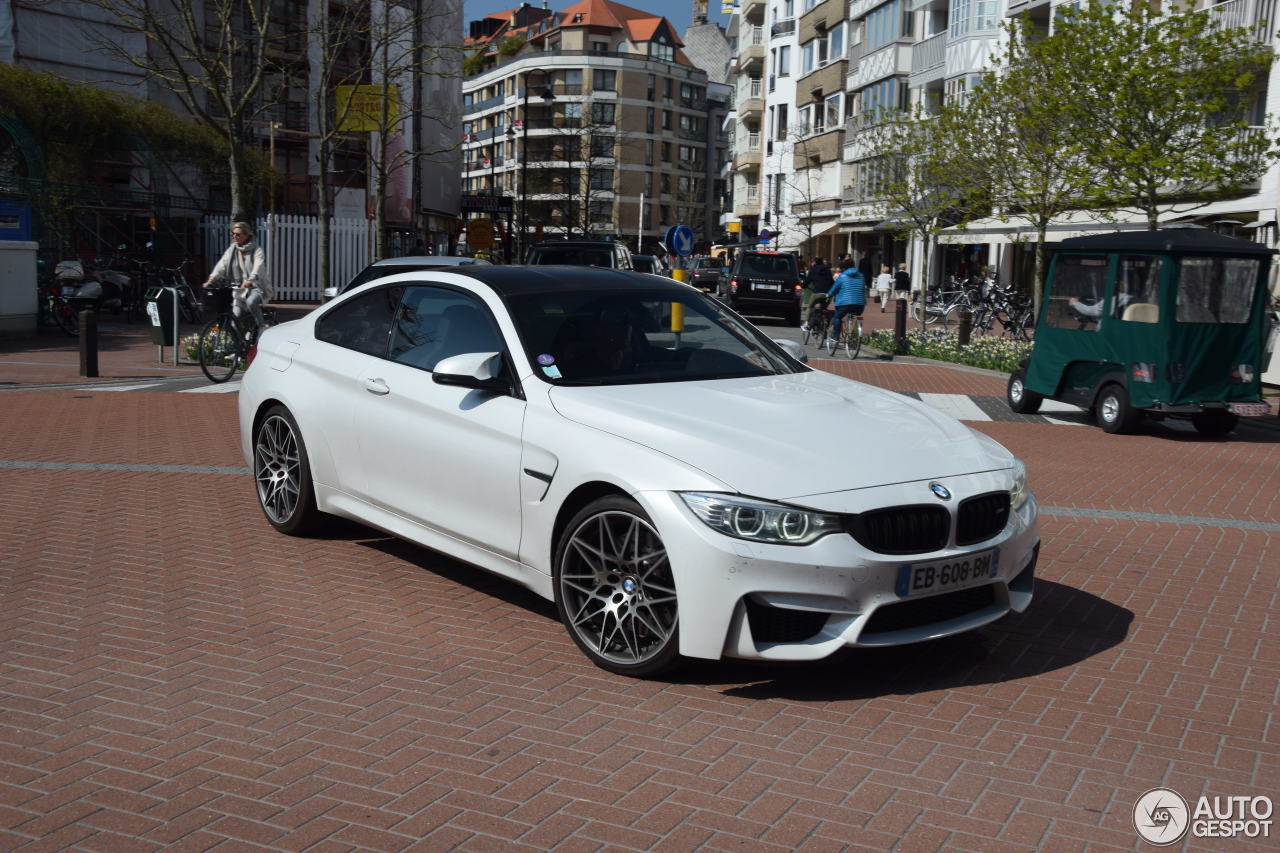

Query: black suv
[525,240,633,270]
[720,251,802,324]
[688,256,725,292]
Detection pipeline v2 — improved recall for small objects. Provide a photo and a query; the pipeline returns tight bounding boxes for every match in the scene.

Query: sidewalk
[0,304,318,388]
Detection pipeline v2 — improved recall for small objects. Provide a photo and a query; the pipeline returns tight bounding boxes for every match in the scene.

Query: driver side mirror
[432,351,511,394]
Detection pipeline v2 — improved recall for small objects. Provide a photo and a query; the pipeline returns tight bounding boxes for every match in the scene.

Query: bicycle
[802,297,832,346]
[197,286,264,383]
[825,310,863,359]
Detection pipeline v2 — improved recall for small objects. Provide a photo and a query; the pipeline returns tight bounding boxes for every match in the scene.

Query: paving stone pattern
[1,383,1277,850]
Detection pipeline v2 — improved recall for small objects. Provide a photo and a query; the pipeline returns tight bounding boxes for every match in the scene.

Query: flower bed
[864,329,1033,374]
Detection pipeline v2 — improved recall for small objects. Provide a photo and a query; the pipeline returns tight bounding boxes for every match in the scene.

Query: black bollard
[79,308,99,377]
[894,295,908,354]
[957,306,972,348]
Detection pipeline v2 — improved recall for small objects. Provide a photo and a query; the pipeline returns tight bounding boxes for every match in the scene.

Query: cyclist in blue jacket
[827,259,866,345]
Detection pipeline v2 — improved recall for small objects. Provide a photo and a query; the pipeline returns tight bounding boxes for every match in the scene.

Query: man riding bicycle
[826,259,866,345]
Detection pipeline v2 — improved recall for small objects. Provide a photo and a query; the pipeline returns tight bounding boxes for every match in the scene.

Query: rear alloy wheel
[253,405,321,535]
[554,496,680,677]
[1191,409,1238,437]
[1096,383,1141,434]
[1007,370,1043,414]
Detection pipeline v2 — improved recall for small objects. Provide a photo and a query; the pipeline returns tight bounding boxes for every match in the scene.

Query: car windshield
[696,258,722,270]
[530,247,614,267]
[739,254,796,277]
[505,288,805,386]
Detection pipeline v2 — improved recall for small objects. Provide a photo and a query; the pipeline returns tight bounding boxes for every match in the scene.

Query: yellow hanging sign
[336,85,400,132]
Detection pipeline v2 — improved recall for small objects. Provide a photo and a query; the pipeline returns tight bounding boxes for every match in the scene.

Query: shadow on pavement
[680,580,1133,699]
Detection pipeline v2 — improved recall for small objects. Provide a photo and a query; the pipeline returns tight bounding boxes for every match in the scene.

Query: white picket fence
[201,215,373,301]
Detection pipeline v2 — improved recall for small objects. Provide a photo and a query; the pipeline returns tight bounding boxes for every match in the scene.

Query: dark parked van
[525,240,633,270]
[720,251,803,324]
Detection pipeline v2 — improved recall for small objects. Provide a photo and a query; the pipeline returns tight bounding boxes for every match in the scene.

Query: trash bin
[145,286,177,346]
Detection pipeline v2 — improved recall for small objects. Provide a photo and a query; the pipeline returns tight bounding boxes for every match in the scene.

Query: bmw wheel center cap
[930,483,952,501]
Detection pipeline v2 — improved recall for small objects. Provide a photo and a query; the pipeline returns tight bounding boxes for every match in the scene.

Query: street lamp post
[519,69,556,262]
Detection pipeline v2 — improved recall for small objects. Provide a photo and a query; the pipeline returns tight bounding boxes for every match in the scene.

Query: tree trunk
[1033,218,1048,320]
[317,137,332,293]
[228,118,251,222]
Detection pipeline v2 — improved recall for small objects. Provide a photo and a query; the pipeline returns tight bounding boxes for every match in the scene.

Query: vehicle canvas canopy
[1027,228,1275,410]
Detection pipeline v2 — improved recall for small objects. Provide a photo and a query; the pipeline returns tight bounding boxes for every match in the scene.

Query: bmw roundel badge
[930,483,952,501]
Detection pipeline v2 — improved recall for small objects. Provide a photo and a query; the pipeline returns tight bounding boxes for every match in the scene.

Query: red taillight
[729,279,738,293]
[794,284,802,292]
[245,343,258,368]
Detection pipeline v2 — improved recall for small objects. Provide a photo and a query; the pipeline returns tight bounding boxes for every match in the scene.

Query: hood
[549,371,1012,501]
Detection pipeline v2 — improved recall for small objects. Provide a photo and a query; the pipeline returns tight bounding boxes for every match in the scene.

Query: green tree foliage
[0,63,230,184]
[1047,3,1276,229]
[864,104,991,330]
[951,15,1097,315]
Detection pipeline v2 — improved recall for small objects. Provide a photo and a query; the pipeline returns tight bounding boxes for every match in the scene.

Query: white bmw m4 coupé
[239,266,1039,677]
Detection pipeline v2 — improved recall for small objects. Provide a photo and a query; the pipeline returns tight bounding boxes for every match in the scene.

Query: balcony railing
[1209,0,1278,43]
[747,131,761,150]
[911,32,946,75]
[746,185,759,202]
[771,18,796,37]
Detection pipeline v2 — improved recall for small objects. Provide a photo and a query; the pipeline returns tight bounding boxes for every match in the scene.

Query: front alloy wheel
[253,406,320,535]
[554,497,680,676]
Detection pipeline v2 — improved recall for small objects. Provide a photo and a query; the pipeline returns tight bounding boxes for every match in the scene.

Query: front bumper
[637,474,1040,662]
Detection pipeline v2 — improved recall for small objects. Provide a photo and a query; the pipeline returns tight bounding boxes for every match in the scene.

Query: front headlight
[1010,458,1030,511]
[679,492,844,546]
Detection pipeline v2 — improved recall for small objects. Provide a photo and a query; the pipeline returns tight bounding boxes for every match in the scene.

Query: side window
[315,286,403,356]
[390,286,504,372]
[1044,255,1107,331]
[1114,255,1162,323]
[1177,256,1258,324]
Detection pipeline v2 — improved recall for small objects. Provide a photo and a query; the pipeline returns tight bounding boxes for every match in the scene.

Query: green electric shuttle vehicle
[1007,228,1275,435]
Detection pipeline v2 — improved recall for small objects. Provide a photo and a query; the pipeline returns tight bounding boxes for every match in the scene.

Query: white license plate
[1229,402,1271,417]
[755,283,781,291]
[896,549,998,598]
[60,286,78,297]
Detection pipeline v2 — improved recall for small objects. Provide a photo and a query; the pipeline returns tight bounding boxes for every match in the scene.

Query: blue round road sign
[671,224,695,257]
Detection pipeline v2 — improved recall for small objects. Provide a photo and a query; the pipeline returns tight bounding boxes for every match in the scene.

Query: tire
[198,318,242,383]
[825,330,839,356]
[1007,370,1043,414]
[1096,383,1141,434]
[253,405,322,535]
[553,496,680,677]
[847,321,862,359]
[52,301,79,336]
[802,324,814,346]
[1191,409,1238,437]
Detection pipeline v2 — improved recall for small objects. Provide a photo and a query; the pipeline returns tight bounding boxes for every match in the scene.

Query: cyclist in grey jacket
[826,259,866,344]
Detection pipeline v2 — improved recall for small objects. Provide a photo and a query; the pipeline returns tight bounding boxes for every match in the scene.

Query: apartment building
[462,1,720,258]
[733,0,1277,289]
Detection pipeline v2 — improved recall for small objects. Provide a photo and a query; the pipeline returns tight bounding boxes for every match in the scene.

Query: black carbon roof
[448,264,696,296]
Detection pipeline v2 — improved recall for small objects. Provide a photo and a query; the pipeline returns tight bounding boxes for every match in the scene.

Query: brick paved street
[1,315,1277,851]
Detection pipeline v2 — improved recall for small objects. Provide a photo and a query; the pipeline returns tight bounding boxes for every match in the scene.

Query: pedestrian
[826,258,866,345]
[800,257,834,329]
[875,264,893,312]
[203,220,272,333]
[893,262,911,304]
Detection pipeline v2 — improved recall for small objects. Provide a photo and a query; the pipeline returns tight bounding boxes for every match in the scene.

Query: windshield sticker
[543,364,562,379]
[537,354,556,366]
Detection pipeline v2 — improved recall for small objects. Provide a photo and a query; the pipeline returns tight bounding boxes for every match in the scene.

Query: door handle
[363,377,390,395]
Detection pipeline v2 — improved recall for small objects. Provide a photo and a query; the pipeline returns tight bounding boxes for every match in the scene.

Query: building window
[650,40,674,62]
[778,44,790,77]
[590,135,614,157]
[950,0,970,38]
[646,107,655,133]
[593,69,616,91]
[661,141,671,162]
[775,104,788,140]
[647,74,656,100]
[563,68,582,94]
[661,173,671,193]
[824,93,842,131]
[644,172,653,194]
[592,102,615,124]
[589,169,614,190]
[645,140,654,165]
[662,110,672,130]
[868,0,907,51]
[678,144,696,163]
[664,78,673,100]
[861,78,904,123]
[592,41,608,52]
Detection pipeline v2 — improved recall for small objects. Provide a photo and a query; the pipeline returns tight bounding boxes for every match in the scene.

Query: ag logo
[1134,788,1189,845]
